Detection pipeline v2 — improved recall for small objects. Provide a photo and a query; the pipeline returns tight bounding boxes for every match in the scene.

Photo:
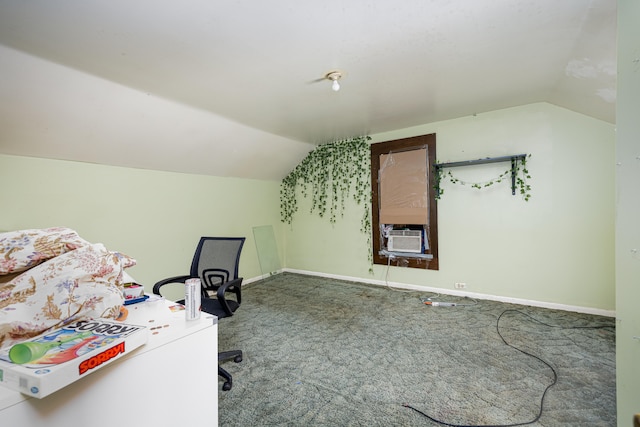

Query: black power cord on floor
[403,309,615,427]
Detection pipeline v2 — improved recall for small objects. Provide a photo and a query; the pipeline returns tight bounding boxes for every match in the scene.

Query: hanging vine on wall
[281,135,371,226]
[280,136,373,263]
[434,154,532,201]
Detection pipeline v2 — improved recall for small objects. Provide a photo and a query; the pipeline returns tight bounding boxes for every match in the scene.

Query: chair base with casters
[200,278,244,391]
[218,350,243,391]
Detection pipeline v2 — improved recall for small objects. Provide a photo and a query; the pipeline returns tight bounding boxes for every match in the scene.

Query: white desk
[0,296,218,426]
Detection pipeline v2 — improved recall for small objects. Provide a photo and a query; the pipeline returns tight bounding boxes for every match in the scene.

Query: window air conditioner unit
[387,230,422,253]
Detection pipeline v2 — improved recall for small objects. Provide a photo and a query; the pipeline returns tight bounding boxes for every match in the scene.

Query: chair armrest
[216,277,243,315]
[152,275,193,296]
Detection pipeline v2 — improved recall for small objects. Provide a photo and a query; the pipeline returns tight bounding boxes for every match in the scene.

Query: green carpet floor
[218,273,616,426]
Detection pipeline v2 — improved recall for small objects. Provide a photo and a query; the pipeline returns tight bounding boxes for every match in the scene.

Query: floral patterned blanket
[0,227,135,350]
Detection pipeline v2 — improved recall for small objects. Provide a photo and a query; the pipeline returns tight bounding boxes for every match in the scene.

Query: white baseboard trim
[280,268,616,318]
[243,270,285,285]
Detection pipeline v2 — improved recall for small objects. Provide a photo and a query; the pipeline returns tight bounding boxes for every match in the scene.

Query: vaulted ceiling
[0,0,617,180]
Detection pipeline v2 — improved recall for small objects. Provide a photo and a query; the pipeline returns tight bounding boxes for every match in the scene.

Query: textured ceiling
[0,0,617,179]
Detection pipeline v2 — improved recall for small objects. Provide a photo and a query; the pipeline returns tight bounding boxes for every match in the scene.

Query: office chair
[153,237,245,391]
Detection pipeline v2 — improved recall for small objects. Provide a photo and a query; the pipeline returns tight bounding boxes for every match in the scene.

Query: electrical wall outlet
[454,282,466,289]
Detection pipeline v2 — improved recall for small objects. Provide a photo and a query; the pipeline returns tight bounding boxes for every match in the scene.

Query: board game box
[0,318,148,398]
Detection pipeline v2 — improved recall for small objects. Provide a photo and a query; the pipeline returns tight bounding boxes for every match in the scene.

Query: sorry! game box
[0,318,148,398]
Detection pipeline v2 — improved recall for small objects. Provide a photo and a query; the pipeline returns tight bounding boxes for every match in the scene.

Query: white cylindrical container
[184,278,201,321]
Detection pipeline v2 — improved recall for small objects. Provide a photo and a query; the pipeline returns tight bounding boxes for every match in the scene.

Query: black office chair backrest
[190,237,245,294]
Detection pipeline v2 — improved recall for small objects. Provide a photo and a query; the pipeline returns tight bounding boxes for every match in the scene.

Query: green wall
[616,0,640,424]
[0,154,284,290]
[0,102,616,315]
[285,102,615,313]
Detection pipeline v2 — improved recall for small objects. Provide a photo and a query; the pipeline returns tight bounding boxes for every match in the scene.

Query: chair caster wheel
[222,381,232,391]
[234,355,243,363]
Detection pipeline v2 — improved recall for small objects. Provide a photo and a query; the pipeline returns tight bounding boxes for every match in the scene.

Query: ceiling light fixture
[325,71,342,92]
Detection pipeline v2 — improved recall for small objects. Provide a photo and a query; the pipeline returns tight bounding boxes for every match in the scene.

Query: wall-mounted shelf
[434,154,528,196]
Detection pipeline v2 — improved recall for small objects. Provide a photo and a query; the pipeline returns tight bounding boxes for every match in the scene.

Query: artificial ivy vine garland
[280,135,372,231]
[434,155,532,201]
